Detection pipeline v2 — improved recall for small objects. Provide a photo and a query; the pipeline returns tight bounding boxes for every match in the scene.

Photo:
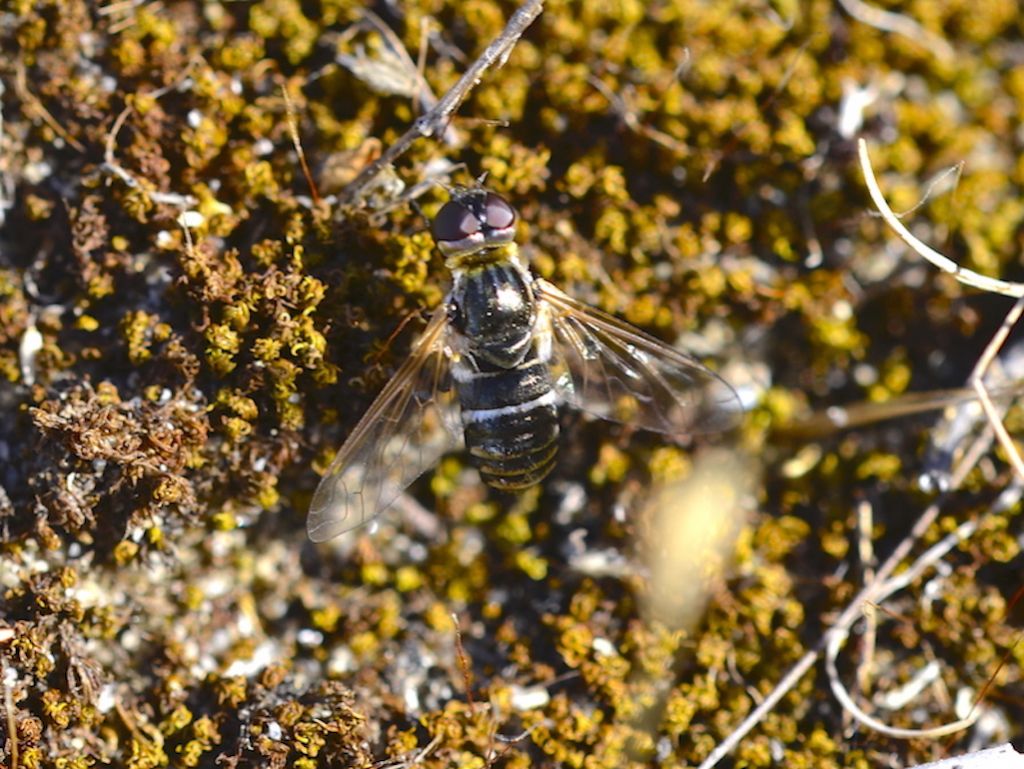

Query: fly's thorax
[443,241,520,272]
[450,256,537,369]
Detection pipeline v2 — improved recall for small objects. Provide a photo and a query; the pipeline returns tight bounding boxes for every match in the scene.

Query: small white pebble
[592,637,617,658]
[177,210,205,229]
[23,161,53,185]
[831,299,853,321]
[510,684,550,711]
[19,323,43,386]
[97,683,117,713]
[327,645,355,677]
[297,629,323,647]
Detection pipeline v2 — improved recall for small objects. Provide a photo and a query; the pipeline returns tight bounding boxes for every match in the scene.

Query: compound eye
[432,201,480,244]
[483,193,516,230]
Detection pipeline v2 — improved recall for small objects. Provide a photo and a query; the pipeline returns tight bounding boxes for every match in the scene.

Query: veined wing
[308,307,461,542]
[535,278,742,437]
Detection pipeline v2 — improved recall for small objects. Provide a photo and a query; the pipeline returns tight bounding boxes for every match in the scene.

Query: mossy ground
[1,0,1023,766]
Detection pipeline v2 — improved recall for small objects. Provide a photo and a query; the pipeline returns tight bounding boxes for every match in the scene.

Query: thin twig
[415,16,433,121]
[408,733,442,766]
[870,519,978,603]
[103,63,200,209]
[858,139,1024,298]
[968,296,1024,481]
[14,63,85,153]
[837,0,955,62]
[697,649,819,769]
[890,161,964,220]
[587,51,693,157]
[708,270,1019,765]
[825,519,982,739]
[452,612,476,709]
[775,379,1024,440]
[855,498,877,697]
[698,426,993,769]
[102,105,196,207]
[339,0,543,204]
[358,8,458,147]
[282,84,320,207]
[860,138,1024,479]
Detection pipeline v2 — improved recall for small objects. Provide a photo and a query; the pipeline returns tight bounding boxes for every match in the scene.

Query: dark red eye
[432,201,480,243]
[483,193,516,229]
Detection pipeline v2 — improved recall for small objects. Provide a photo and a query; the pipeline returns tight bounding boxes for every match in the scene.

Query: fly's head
[432,188,517,261]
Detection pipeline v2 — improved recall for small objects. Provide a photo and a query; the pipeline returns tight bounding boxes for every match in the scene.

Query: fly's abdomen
[458,355,560,491]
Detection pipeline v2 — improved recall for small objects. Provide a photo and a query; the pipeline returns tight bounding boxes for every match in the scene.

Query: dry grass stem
[700,421,1000,767]
[860,138,1024,481]
[837,0,955,61]
[340,0,543,204]
[858,139,1024,298]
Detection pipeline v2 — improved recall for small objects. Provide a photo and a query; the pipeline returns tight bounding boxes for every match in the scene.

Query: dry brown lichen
[26,382,208,546]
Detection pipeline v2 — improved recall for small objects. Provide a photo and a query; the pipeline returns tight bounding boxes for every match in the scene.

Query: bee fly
[308,188,742,542]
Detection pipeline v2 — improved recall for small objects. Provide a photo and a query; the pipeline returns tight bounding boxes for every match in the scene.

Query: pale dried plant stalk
[700,143,1024,767]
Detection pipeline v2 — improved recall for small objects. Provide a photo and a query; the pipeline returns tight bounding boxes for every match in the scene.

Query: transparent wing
[536,278,742,436]
[308,308,461,542]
